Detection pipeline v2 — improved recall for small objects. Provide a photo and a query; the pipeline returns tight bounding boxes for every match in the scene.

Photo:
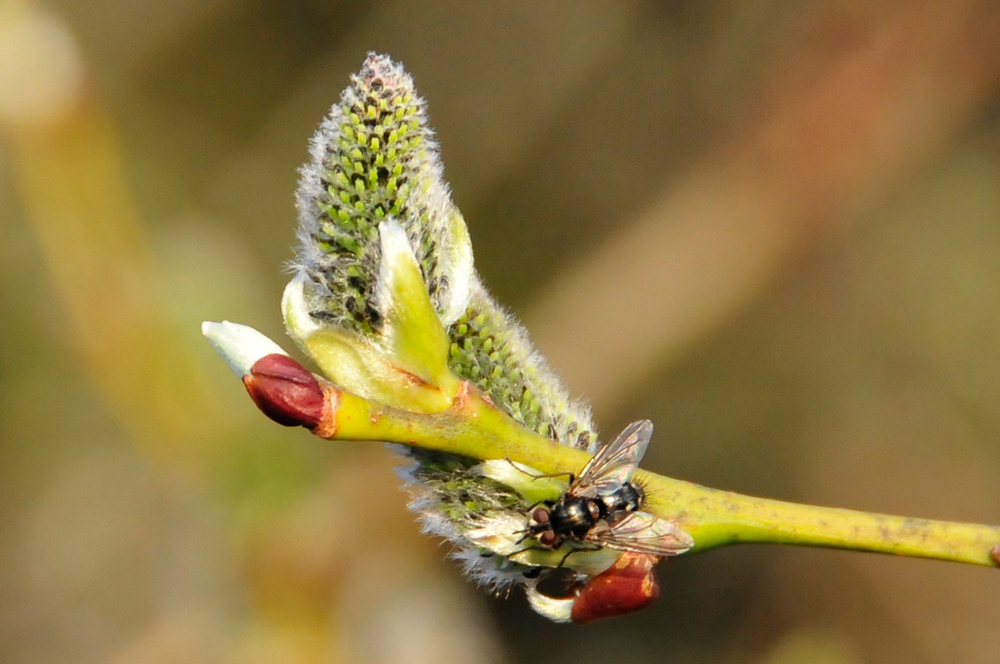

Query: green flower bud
[291,52,596,451]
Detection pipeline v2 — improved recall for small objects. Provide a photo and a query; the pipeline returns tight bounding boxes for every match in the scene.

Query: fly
[525,420,692,558]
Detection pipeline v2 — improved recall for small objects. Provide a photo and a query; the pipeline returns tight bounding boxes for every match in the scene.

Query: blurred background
[1,1,999,662]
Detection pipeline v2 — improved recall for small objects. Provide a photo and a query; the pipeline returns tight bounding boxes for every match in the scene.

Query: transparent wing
[586,511,694,557]
[570,420,653,498]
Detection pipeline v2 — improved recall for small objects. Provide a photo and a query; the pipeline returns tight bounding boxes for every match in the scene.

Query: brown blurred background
[2,1,999,663]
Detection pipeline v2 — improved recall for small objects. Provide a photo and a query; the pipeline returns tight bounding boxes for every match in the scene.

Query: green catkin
[293,53,598,589]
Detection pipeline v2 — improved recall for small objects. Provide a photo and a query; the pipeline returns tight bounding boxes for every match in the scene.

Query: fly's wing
[570,420,653,498]
[586,512,694,557]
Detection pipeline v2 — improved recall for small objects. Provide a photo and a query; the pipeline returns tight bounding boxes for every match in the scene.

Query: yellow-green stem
[326,381,1000,568]
[640,473,1000,565]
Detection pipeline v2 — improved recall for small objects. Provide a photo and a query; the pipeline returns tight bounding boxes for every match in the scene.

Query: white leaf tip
[202,320,288,377]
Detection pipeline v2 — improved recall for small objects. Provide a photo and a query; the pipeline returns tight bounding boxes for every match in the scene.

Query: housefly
[526,420,692,557]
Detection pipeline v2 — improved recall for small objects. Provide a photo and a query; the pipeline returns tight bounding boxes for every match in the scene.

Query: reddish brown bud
[991,544,1000,567]
[570,552,660,624]
[243,354,324,428]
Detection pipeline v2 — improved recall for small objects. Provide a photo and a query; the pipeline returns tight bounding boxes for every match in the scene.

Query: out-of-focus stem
[323,379,1000,568]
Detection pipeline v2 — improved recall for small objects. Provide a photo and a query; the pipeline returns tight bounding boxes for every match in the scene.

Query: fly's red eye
[539,531,558,548]
[532,508,550,524]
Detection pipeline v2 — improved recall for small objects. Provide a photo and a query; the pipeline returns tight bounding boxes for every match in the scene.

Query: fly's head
[528,504,560,548]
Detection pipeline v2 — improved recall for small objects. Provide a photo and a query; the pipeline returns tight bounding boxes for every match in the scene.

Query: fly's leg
[502,457,575,484]
[505,542,545,558]
[554,541,603,569]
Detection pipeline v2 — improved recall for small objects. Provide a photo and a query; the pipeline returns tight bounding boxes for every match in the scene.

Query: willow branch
[302,364,1000,569]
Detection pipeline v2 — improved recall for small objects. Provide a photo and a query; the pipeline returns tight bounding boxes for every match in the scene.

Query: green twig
[323,377,1000,568]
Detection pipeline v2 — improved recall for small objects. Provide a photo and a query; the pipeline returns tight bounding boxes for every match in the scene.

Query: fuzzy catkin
[292,53,598,587]
[294,54,459,333]
[294,52,596,453]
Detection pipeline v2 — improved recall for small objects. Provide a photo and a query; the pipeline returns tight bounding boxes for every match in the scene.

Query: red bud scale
[243,354,325,429]
[570,552,660,624]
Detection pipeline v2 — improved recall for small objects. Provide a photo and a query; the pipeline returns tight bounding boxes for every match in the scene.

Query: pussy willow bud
[282,54,610,593]
[570,552,660,624]
[524,552,661,624]
[202,322,325,429]
[243,354,325,429]
[290,52,596,448]
[209,53,625,611]
[293,53,472,335]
